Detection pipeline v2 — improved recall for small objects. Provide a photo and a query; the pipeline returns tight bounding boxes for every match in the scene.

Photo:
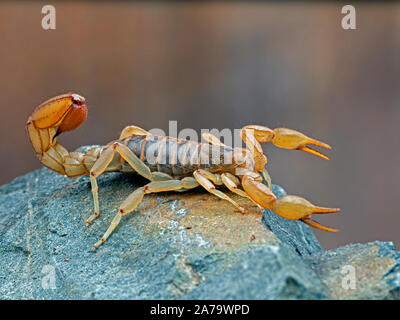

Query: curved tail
[26,93,100,177]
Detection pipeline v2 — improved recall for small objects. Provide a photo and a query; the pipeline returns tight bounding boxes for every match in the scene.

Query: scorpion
[26,93,340,249]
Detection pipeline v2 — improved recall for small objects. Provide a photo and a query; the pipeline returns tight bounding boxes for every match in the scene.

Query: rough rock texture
[0,147,399,299]
[305,241,400,300]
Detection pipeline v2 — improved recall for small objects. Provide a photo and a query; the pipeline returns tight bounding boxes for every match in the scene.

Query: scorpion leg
[203,132,273,189]
[87,146,115,226]
[113,142,152,180]
[193,170,246,214]
[221,173,261,204]
[240,125,270,171]
[93,177,199,249]
[119,125,149,140]
[195,169,223,185]
[202,132,227,147]
[259,169,272,189]
[202,132,273,188]
[87,142,153,226]
[221,172,266,210]
[221,173,264,212]
[221,173,249,199]
[197,170,261,211]
[150,171,174,181]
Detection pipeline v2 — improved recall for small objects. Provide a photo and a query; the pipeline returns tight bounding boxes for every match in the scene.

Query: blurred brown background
[0,2,399,250]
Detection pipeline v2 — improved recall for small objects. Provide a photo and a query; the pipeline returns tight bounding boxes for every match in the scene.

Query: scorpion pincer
[26,93,340,249]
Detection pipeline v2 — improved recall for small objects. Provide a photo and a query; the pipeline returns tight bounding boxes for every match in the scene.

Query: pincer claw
[272,128,332,160]
[271,195,340,232]
[301,217,339,233]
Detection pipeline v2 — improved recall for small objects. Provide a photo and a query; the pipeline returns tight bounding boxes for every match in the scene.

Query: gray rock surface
[305,241,400,299]
[0,148,399,299]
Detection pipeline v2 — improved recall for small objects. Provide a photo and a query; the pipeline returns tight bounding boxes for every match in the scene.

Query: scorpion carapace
[26,93,340,249]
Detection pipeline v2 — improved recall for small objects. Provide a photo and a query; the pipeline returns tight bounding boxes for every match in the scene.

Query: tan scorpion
[26,93,340,249]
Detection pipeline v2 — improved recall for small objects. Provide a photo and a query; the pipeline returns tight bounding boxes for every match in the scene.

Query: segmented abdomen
[123,134,235,177]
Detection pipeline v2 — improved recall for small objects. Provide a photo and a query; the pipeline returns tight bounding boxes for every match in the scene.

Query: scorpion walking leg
[195,169,223,185]
[119,125,149,140]
[87,142,154,226]
[93,177,199,249]
[202,132,227,147]
[221,173,250,199]
[87,146,115,226]
[203,132,272,188]
[221,173,263,211]
[198,170,259,210]
[193,170,246,214]
[259,169,272,189]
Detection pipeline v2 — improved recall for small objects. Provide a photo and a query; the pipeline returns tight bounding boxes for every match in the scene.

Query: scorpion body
[26,93,340,249]
[121,134,238,178]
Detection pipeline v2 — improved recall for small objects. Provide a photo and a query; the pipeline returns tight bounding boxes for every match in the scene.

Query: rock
[304,241,400,300]
[0,146,399,299]
[184,244,326,299]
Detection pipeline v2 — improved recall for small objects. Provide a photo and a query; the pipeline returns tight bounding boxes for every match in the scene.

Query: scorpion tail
[26,93,97,177]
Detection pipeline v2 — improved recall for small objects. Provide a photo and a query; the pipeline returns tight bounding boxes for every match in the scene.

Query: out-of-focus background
[0,2,399,250]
